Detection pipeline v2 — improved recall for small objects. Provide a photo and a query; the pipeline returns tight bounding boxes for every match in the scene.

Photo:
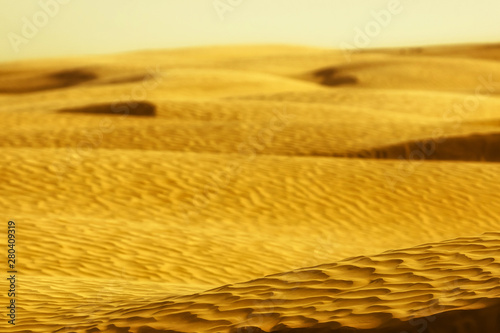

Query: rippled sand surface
[1,43,500,332]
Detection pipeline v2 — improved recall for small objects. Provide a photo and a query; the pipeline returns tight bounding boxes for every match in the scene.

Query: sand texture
[0,43,500,332]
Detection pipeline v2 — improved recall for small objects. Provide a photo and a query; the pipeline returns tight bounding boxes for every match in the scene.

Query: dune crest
[6,233,500,333]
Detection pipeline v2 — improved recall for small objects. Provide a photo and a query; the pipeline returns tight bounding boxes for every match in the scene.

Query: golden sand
[1,43,500,332]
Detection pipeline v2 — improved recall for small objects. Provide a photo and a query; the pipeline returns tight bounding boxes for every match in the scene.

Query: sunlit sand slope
[4,233,500,332]
[2,148,500,287]
[0,43,500,332]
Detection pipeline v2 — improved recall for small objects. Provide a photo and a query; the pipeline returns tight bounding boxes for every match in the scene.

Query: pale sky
[1,0,499,63]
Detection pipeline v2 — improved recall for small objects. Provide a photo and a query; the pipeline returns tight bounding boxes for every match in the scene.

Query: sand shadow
[310,67,359,87]
[0,68,97,94]
[346,133,500,162]
[59,101,156,117]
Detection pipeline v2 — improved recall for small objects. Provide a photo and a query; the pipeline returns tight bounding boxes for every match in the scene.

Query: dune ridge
[6,233,500,332]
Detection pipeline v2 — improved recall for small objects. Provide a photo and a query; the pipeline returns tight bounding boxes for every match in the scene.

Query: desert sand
[1,43,500,332]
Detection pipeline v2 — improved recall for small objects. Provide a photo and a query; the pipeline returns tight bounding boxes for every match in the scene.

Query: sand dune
[301,56,500,92]
[0,68,97,94]
[1,43,500,332]
[5,234,500,332]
